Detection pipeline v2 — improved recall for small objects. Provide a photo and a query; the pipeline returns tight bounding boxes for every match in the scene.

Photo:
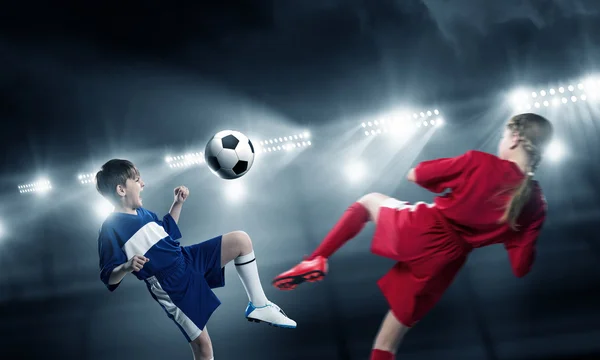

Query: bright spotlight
[257,132,312,153]
[360,108,442,137]
[78,172,96,185]
[510,89,529,106]
[18,179,52,194]
[165,152,204,168]
[546,141,565,162]
[584,77,598,90]
[95,199,115,219]
[345,161,367,184]
[224,181,245,203]
[0,221,5,239]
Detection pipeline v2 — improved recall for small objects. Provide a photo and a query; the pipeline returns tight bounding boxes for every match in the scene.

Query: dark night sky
[2,0,600,178]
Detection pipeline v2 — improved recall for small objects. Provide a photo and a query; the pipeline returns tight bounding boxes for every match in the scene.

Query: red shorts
[371,198,471,327]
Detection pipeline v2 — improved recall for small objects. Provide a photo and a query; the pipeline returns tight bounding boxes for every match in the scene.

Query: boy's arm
[108,262,130,285]
[169,201,183,224]
[168,186,189,224]
[98,226,129,292]
[108,255,150,285]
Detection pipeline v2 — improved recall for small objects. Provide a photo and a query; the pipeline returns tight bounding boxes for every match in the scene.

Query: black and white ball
[204,130,255,180]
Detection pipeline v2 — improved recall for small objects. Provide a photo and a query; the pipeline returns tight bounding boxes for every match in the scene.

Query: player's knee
[358,192,385,205]
[190,333,212,359]
[230,230,253,250]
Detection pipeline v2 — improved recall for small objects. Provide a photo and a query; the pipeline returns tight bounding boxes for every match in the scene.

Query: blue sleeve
[98,225,127,292]
[146,208,182,240]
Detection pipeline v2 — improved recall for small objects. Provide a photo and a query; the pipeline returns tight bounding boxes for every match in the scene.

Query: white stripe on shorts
[147,276,202,341]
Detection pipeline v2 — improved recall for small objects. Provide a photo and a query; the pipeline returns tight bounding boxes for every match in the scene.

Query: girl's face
[498,127,518,159]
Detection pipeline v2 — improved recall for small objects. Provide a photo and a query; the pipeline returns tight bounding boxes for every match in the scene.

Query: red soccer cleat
[272,256,328,290]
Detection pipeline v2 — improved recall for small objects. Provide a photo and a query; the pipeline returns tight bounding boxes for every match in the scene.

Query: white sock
[234,251,268,307]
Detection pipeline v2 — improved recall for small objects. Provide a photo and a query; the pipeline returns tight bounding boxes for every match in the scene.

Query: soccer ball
[204,130,255,180]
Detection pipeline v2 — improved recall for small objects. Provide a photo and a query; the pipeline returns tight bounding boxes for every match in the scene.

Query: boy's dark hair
[95,159,140,201]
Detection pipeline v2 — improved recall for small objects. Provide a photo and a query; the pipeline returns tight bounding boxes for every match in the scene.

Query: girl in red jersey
[272,113,553,360]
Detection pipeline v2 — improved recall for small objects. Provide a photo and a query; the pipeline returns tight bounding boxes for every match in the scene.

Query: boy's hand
[124,255,149,273]
[174,186,189,204]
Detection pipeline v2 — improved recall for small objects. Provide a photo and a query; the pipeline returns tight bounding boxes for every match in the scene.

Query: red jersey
[413,150,547,277]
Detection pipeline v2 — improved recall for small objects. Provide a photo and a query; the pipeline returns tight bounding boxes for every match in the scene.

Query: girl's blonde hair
[500,113,553,230]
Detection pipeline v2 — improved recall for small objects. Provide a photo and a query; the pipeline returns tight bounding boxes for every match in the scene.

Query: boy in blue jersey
[95,159,296,360]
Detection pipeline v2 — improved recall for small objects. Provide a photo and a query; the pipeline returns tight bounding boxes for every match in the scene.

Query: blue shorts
[144,235,225,342]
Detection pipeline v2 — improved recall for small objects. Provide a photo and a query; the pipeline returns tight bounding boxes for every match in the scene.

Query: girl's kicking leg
[272,192,391,289]
[220,231,297,328]
[370,311,410,360]
[189,328,213,360]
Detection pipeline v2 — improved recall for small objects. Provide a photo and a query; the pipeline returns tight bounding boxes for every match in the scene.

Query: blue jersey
[98,208,183,291]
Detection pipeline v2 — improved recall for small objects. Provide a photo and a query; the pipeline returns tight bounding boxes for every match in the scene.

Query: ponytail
[499,113,552,230]
[499,172,534,230]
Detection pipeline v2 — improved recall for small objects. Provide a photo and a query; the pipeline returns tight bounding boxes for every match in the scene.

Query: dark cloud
[413,0,600,45]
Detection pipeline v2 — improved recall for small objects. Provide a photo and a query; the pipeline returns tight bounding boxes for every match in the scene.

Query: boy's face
[116,172,145,209]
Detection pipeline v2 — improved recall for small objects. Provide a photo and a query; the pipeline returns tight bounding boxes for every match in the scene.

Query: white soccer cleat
[245,301,297,329]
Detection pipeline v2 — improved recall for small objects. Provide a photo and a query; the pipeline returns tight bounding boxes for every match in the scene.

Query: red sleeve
[414,150,474,193]
[503,202,546,278]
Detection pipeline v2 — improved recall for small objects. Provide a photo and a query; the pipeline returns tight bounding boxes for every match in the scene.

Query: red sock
[308,202,370,260]
[370,349,395,360]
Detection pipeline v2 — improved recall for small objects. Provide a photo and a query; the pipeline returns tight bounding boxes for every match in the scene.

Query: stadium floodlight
[510,76,600,110]
[18,179,52,194]
[345,161,367,184]
[256,132,312,153]
[546,140,566,162]
[362,109,443,137]
[78,172,96,185]
[165,152,204,168]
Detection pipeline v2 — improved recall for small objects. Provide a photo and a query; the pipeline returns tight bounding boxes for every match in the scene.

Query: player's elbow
[100,270,118,292]
[102,276,120,292]
[407,168,416,182]
[513,269,528,278]
[106,283,119,292]
[511,263,532,278]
